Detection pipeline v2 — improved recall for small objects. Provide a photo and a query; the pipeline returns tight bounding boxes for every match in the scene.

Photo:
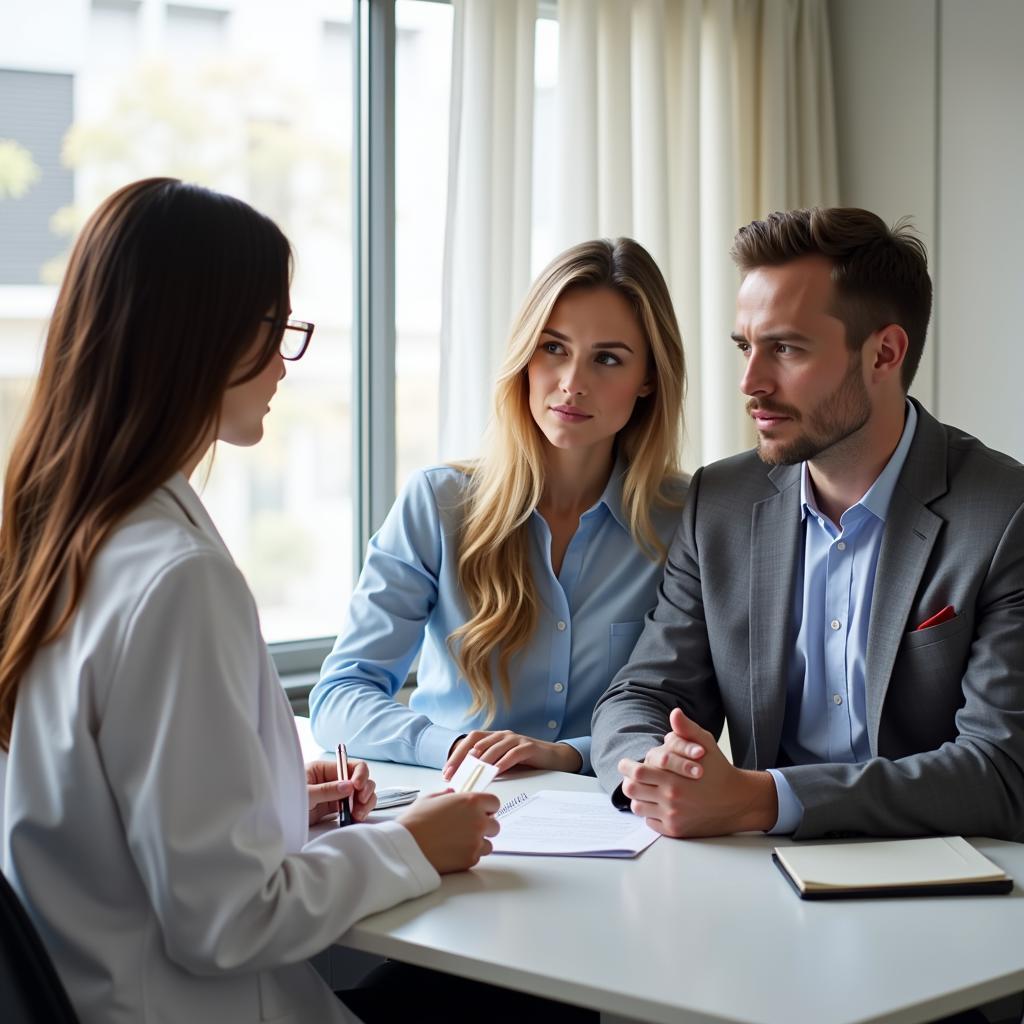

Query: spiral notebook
[491,790,660,858]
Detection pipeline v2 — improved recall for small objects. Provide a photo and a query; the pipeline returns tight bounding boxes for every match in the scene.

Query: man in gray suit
[591,207,1024,842]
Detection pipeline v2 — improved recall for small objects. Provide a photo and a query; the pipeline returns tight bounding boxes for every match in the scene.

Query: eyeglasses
[262,317,315,361]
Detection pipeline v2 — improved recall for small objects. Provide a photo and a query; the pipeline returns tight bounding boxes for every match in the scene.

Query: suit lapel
[749,464,802,769]
[865,403,948,751]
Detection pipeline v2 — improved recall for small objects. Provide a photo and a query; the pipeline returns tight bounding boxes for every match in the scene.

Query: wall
[829,0,938,408]
[936,0,1024,460]
[828,0,1024,462]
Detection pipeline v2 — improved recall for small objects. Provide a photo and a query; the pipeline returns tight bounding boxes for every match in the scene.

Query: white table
[298,722,1024,1024]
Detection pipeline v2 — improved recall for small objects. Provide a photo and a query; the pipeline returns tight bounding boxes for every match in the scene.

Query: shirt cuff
[766,769,803,834]
[415,723,464,769]
[559,736,591,774]
[375,820,442,894]
[610,782,631,811]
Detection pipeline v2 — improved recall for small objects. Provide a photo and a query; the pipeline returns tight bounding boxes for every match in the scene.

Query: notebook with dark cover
[772,836,1013,900]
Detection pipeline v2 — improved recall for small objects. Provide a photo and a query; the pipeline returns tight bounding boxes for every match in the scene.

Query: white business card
[448,753,499,794]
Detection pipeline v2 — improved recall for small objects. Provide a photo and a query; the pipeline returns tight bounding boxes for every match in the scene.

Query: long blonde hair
[450,238,686,723]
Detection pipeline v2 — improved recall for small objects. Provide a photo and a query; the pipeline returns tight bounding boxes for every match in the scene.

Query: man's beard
[749,355,871,466]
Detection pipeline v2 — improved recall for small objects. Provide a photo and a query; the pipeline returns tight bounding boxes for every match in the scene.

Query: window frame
[271,0,399,685]
[272,0,552,688]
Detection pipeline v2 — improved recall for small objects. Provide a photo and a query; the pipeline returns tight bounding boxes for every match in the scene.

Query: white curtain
[438,0,536,461]
[439,0,839,468]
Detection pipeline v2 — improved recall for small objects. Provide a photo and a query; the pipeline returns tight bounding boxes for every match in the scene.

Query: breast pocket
[880,614,974,754]
[608,620,645,678]
[901,612,969,650]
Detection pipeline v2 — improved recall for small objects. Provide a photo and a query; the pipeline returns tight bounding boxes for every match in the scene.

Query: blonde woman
[311,238,687,778]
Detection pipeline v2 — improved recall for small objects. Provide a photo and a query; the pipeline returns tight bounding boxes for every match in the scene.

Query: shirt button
[836,541,847,551]
[556,621,566,631]
[830,619,841,630]
[547,720,558,730]
[833,693,843,705]
[553,682,564,693]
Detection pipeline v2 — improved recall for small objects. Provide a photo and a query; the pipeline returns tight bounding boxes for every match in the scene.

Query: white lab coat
[0,474,440,1024]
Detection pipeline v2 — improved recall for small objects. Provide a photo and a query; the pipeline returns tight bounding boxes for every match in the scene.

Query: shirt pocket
[608,620,645,678]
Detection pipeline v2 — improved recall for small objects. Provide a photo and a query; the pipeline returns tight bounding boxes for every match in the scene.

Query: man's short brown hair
[730,208,932,390]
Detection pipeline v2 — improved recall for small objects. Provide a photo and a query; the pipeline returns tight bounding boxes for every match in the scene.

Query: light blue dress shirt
[768,402,918,833]
[310,463,686,772]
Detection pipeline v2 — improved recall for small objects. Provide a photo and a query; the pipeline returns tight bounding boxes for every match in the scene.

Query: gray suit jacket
[592,401,1024,840]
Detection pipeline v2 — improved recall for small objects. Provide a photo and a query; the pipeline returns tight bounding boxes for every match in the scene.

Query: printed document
[491,790,660,858]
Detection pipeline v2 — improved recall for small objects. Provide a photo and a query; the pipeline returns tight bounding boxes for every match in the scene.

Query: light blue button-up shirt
[310,464,685,772]
[768,402,918,833]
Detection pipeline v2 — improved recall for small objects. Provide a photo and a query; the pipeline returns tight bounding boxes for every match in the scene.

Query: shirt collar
[161,472,234,558]
[800,399,918,525]
[528,455,631,534]
[534,455,630,533]
[596,455,631,532]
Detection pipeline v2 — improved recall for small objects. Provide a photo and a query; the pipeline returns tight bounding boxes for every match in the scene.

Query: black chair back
[0,868,80,1023]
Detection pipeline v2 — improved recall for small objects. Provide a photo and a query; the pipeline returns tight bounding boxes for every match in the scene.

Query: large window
[0,0,357,651]
[0,0,559,671]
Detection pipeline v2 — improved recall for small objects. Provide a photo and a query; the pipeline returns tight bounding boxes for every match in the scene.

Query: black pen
[335,742,353,827]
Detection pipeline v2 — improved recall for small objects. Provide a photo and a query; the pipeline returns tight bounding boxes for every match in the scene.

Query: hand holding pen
[336,743,353,826]
[306,751,376,826]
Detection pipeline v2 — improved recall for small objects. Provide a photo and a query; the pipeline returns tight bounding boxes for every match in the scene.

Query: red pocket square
[915,605,956,631]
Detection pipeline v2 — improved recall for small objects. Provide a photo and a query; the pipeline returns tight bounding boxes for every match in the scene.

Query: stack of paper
[491,790,660,858]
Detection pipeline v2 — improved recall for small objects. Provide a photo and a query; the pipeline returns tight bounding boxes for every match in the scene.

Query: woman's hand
[399,791,500,874]
[442,730,583,781]
[306,759,377,826]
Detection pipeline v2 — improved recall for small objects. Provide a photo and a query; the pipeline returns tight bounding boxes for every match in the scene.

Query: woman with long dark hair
[0,177,499,1024]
